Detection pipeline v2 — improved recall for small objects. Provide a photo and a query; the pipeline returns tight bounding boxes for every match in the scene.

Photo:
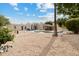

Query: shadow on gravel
[39,37,57,56]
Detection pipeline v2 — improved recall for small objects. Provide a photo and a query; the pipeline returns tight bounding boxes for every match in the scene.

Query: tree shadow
[39,37,57,56]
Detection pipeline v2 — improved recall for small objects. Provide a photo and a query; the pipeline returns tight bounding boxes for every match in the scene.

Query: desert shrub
[65,18,79,34]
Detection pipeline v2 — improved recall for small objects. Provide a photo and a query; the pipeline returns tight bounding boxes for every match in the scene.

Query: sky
[0,3,54,24]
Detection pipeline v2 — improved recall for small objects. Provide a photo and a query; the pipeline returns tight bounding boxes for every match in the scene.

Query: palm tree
[53,3,58,37]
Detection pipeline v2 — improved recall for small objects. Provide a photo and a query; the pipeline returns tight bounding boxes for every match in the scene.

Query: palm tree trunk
[53,3,58,37]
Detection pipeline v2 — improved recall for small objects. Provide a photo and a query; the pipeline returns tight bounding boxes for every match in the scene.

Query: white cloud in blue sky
[32,14,35,16]
[26,14,30,16]
[24,7,28,11]
[36,3,54,13]
[9,3,18,7]
[36,3,54,9]
[39,9,47,12]
[9,3,19,11]
[0,3,54,24]
[14,7,19,11]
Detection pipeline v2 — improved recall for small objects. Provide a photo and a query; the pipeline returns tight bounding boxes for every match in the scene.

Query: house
[7,23,54,31]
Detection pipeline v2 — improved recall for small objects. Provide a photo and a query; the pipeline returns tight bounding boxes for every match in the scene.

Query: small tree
[0,15,10,27]
[0,15,14,46]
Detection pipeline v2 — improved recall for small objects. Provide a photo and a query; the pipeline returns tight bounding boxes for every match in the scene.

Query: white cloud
[9,3,18,7]
[37,3,54,10]
[5,16,16,24]
[39,13,68,22]
[9,3,19,11]
[26,14,30,16]
[38,15,47,18]
[14,7,19,11]
[36,3,43,9]
[47,13,54,17]
[45,3,54,9]
[5,16,11,19]
[36,3,54,13]
[38,12,54,21]
[39,9,47,12]
[9,18,24,24]
[32,14,35,16]
[45,13,54,21]
[24,7,28,11]
[5,16,25,24]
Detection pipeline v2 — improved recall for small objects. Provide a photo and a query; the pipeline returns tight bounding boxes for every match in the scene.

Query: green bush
[57,18,67,27]
[57,19,62,27]
[0,28,14,45]
[65,18,79,34]
[45,21,53,25]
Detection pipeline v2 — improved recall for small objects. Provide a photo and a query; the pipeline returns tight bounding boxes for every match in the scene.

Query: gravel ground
[1,31,79,56]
